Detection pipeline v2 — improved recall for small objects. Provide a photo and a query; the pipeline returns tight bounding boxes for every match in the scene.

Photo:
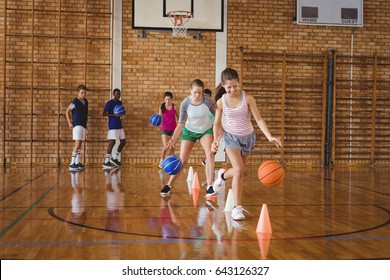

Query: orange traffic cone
[192,172,200,190]
[205,194,216,203]
[256,232,272,259]
[256,204,272,233]
[192,187,199,207]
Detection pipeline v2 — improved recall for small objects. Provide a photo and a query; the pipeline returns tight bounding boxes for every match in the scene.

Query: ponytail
[214,83,226,103]
[160,102,166,113]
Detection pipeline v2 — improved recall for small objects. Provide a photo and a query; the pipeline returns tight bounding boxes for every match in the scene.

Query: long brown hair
[214,83,227,103]
[220,68,239,85]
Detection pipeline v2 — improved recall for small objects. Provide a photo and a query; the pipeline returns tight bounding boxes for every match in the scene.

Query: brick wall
[1,0,112,165]
[121,1,216,166]
[1,0,390,165]
[0,0,5,164]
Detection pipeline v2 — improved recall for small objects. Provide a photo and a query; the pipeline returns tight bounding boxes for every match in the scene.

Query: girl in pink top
[211,68,282,221]
[158,92,178,167]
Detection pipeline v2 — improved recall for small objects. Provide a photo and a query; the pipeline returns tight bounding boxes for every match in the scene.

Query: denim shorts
[223,131,256,156]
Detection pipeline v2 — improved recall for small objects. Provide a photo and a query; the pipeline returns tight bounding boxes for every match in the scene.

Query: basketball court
[1,1,389,276]
[1,165,389,260]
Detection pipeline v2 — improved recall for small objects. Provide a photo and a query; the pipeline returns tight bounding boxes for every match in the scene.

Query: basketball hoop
[167,11,192,37]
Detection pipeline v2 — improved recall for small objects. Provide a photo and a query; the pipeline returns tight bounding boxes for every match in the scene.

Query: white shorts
[107,129,126,140]
[73,125,86,141]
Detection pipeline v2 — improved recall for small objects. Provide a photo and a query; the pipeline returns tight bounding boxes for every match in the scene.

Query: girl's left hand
[211,141,219,153]
[269,136,282,148]
[211,134,222,153]
[167,139,176,149]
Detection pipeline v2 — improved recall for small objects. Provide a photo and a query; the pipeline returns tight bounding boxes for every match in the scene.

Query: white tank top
[222,91,254,136]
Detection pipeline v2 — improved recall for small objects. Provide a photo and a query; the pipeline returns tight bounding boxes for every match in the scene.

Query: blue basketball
[114,105,125,115]
[150,114,162,126]
[162,155,183,175]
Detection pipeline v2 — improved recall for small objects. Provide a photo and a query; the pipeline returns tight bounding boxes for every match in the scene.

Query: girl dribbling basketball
[211,68,282,221]
[158,91,178,168]
[160,79,216,197]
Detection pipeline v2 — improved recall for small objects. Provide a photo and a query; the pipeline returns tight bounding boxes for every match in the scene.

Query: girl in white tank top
[212,68,282,221]
[222,91,254,136]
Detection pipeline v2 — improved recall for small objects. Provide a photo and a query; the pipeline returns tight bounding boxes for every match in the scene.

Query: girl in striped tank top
[211,68,282,221]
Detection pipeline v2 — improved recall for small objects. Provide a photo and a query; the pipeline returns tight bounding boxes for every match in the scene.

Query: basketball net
[167,11,192,37]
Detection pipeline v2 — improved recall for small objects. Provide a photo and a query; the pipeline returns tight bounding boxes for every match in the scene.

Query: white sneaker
[231,205,247,221]
[158,159,164,168]
[213,168,226,189]
[231,220,247,232]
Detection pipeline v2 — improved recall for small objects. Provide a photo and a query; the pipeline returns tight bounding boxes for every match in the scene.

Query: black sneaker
[69,163,79,172]
[110,158,121,167]
[206,185,217,196]
[77,163,85,170]
[102,162,115,169]
[160,185,171,197]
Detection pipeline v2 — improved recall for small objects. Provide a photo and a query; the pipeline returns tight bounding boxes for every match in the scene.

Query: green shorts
[181,127,213,142]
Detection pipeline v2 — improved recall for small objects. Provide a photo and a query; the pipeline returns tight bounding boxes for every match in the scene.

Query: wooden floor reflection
[0,165,389,260]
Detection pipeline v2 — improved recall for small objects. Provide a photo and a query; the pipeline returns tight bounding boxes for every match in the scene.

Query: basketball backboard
[132,0,224,32]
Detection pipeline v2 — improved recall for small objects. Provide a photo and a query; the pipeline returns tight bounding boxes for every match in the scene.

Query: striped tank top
[222,91,254,136]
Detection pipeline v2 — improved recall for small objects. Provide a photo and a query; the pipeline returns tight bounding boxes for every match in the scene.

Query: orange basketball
[258,160,284,187]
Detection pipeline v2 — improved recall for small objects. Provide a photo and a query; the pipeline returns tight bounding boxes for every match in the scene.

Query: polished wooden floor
[0,164,389,260]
